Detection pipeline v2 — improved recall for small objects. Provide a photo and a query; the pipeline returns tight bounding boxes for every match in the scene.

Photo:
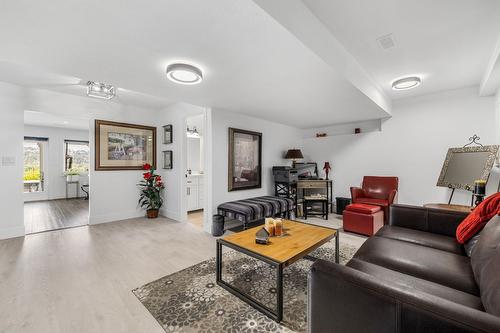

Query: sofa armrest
[388,189,398,204]
[308,259,500,333]
[350,187,365,201]
[389,204,468,237]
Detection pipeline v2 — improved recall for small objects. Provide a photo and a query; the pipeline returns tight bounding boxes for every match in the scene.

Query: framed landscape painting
[95,120,156,171]
[228,127,262,191]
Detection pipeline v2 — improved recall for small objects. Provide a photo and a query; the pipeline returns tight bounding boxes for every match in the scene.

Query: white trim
[202,108,213,234]
[88,210,144,225]
[0,225,25,240]
[160,208,182,222]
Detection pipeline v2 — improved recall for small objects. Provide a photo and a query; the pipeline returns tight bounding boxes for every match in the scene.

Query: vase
[146,209,159,218]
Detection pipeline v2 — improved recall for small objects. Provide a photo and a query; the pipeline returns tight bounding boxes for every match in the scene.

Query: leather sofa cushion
[346,203,381,214]
[375,225,464,255]
[353,236,479,295]
[354,198,389,207]
[347,258,484,310]
[471,214,500,316]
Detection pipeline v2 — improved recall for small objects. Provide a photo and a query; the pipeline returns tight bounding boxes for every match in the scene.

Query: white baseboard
[0,225,25,240]
[160,208,182,222]
[89,210,145,225]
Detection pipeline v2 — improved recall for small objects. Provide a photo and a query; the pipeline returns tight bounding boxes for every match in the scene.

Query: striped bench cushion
[217,196,294,223]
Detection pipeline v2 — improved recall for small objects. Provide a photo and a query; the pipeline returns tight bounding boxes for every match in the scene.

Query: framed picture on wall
[163,125,173,144]
[228,127,262,191]
[163,150,173,169]
[95,119,156,171]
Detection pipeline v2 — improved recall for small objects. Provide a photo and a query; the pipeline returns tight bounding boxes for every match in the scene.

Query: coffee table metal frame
[216,224,339,323]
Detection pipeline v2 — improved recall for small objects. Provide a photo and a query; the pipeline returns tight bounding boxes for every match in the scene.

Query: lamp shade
[285,149,304,159]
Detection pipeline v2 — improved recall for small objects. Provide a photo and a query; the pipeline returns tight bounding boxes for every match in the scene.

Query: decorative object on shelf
[323,162,331,180]
[354,128,361,134]
[316,132,327,138]
[163,124,173,144]
[284,149,303,168]
[228,127,262,191]
[162,150,173,169]
[95,120,156,171]
[138,163,164,218]
[255,227,270,245]
[473,180,486,206]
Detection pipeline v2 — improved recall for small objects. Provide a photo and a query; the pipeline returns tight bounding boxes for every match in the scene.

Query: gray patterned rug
[133,239,359,333]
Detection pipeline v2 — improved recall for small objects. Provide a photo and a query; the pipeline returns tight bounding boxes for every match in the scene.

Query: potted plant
[64,169,80,182]
[138,163,165,218]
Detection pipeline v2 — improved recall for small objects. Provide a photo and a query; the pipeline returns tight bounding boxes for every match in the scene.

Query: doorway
[185,114,205,229]
[23,137,49,202]
[23,112,90,234]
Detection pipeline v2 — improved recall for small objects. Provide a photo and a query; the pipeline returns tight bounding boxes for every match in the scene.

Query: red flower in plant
[143,172,152,180]
[143,163,152,170]
[156,176,162,182]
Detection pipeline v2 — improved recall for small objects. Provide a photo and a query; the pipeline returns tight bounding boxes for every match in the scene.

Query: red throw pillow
[456,192,500,244]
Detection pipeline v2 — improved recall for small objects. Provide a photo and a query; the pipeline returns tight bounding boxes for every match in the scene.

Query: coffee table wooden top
[221,220,337,265]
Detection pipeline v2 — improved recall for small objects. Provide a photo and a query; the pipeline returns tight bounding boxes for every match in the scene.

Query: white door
[23,139,49,201]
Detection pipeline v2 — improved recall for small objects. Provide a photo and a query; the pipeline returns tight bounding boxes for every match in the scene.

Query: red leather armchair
[350,176,399,223]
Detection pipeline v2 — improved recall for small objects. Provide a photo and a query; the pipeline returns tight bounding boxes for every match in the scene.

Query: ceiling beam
[253,0,391,116]
[480,35,500,96]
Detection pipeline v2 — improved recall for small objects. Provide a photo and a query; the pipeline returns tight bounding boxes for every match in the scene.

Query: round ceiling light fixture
[391,76,421,90]
[166,63,203,85]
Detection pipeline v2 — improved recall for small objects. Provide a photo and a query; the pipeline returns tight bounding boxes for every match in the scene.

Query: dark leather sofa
[308,204,500,333]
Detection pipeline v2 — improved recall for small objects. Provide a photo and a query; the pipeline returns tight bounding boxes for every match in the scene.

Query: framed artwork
[228,127,262,191]
[163,150,173,169]
[163,125,173,144]
[95,119,156,171]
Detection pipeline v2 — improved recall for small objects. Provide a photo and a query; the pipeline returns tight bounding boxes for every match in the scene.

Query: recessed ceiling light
[87,81,116,99]
[392,76,421,90]
[166,63,203,85]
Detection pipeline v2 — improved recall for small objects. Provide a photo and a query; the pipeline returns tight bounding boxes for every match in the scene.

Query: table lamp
[285,149,303,168]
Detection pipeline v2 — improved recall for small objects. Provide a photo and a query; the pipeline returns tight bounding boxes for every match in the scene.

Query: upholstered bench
[343,203,384,236]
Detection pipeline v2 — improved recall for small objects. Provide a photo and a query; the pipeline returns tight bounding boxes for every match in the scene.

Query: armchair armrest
[390,204,468,237]
[350,187,365,201]
[308,259,500,333]
[388,189,398,204]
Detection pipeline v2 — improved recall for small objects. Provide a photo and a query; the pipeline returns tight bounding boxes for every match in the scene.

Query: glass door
[23,138,49,201]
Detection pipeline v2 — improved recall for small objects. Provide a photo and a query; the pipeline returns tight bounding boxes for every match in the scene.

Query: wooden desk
[423,203,473,213]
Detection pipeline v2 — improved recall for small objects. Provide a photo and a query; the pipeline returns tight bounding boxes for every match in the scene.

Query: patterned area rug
[133,239,359,333]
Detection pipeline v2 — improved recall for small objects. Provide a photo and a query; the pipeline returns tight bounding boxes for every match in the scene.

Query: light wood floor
[0,217,215,333]
[24,199,89,234]
[187,209,204,229]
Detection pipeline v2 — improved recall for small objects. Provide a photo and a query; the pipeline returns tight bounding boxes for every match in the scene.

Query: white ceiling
[0,0,388,129]
[1,0,500,129]
[302,0,500,99]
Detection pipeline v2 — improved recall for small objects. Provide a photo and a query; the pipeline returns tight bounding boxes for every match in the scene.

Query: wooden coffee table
[216,220,338,322]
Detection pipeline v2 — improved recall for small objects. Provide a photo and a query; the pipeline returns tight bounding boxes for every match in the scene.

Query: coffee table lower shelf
[215,231,339,323]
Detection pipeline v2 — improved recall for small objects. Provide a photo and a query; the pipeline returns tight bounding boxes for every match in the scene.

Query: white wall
[0,82,25,239]
[210,108,302,215]
[89,106,160,224]
[24,125,89,200]
[156,103,207,222]
[302,87,499,207]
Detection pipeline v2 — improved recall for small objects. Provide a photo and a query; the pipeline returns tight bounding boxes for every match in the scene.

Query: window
[65,140,89,172]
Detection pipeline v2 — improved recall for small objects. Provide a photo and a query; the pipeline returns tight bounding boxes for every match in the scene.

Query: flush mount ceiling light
[391,76,421,90]
[166,63,203,85]
[87,81,116,99]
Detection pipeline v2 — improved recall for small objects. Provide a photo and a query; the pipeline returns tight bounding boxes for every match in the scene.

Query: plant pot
[146,209,159,219]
